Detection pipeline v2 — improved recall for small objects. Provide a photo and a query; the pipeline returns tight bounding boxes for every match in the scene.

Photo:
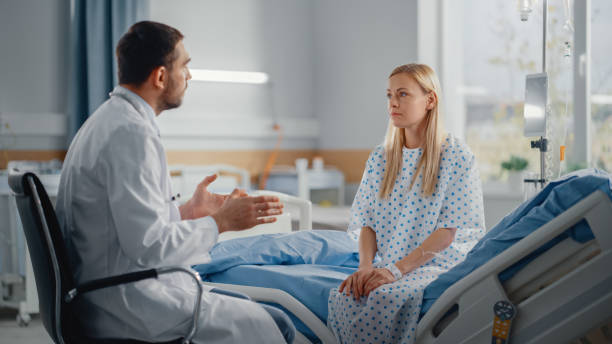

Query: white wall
[313,0,419,150]
[0,1,420,152]
[0,0,69,150]
[149,0,319,150]
[150,0,420,151]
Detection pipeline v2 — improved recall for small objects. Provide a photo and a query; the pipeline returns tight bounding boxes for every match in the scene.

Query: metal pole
[542,0,548,73]
[540,137,546,187]
[541,0,548,187]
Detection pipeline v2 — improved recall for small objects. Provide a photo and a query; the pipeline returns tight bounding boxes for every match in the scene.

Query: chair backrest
[8,171,74,344]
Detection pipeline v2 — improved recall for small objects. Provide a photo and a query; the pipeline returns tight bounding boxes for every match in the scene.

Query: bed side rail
[203,282,335,344]
[416,190,612,343]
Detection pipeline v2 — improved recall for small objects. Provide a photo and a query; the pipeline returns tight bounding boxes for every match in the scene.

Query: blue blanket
[419,169,612,319]
[193,230,360,340]
[194,230,360,275]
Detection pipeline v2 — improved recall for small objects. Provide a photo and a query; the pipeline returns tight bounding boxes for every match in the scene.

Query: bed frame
[205,190,612,344]
[416,190,612,343]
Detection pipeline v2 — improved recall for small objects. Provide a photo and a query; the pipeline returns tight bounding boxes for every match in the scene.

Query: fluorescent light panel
[190,69,269,84]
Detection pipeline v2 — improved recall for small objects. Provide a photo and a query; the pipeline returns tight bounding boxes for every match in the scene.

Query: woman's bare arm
[360,227,457,296]
[340,226,378,299]
[358,226,377,268]
[395,227,456,275]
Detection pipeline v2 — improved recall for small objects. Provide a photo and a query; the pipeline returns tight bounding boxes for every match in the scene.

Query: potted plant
[501,155,529,190]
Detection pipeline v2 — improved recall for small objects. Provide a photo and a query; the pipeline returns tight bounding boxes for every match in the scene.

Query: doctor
[56,21,294,343]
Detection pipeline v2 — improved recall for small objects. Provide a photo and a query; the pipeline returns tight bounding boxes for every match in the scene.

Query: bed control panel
[491,300,516,344]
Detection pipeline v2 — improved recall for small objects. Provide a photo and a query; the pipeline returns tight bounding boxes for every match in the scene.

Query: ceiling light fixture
[189,69,269,84]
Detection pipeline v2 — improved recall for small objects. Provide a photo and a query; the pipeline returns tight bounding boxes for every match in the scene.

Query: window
[461,0,576,182]
[591,0,612,172]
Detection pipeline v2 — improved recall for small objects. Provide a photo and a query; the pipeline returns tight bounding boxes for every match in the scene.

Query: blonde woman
[327,64,485,343]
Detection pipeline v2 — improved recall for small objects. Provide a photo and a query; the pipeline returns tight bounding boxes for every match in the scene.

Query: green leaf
[500,155,529,171]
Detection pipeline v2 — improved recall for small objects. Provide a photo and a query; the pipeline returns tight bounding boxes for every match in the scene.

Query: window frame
[418,0,592,168]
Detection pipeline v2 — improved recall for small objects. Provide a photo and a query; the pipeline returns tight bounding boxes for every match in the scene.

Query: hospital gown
[328,135,485,344]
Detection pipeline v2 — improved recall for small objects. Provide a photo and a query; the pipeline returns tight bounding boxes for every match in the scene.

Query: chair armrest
[65,266,202,344]
[65,269,158,301]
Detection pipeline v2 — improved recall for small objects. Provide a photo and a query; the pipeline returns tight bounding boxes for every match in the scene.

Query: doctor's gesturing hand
[178,173,284,233]
[210,188,284,233]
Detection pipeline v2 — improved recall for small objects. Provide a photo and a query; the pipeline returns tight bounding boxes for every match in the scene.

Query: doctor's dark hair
[116,21,184,85]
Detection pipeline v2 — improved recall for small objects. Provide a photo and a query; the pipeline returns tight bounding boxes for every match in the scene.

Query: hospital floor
[1,309,612,343]
[0,309,50,343]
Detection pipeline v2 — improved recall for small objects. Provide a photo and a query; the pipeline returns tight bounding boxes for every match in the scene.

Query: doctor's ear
[151,66,168,89]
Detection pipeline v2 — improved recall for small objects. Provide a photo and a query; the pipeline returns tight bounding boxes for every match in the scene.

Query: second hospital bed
[195,171,612,344]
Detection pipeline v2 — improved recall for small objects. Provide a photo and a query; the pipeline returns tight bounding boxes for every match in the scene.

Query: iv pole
[524,0,549,189]
[537,0,548,188]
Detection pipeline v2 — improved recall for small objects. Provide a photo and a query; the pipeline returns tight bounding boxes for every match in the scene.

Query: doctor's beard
[159,76,187,111]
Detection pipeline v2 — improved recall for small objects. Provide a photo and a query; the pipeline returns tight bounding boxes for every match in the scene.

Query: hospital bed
[198,172,612,344]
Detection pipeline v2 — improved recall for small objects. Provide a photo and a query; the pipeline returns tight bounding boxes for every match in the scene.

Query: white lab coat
[56,86,285,343]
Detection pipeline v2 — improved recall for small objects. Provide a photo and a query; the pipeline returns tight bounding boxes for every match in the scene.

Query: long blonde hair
[380,63,444,199]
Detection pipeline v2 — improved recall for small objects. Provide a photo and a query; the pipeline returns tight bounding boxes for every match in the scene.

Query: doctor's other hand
[180,174,240,220]
[339,265,374,300]
[211,189,284,233]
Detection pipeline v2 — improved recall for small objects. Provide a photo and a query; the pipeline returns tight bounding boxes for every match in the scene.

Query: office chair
[8,171,202,344]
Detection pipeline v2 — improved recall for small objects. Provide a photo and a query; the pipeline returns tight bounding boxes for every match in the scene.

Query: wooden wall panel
[166,150,317,184]
[1,149,373,184]
[166,149,372,184]
[318,150,371,183]
[0,150,66,169]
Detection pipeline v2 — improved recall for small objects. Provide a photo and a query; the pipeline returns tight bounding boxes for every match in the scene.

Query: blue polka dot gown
[328,135,485,344]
